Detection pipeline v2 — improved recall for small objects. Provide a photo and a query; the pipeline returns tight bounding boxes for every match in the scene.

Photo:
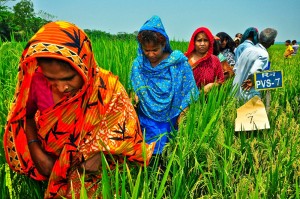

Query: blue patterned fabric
[130,15,199,122]
[131,51,199,121]
[138,15,172,54]
[130,15,199,153]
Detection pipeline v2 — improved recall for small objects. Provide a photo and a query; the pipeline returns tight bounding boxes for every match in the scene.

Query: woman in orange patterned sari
[4,21,154,198]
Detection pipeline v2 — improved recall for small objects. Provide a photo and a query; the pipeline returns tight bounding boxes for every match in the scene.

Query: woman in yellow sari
[4,21,154,198]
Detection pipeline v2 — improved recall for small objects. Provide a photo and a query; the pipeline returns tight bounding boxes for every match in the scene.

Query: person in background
[235,33,243,40]
[234,37,241,48]
[130,15,199,166]
[185,27,225,93]
[234,33,243,48]
[216,32,236,66]
[232,28,278,102]
[234,27,259,62]
[292,40,299,55]
[4,21,154,198]
[284,40,294,58]
[213,36,234,80]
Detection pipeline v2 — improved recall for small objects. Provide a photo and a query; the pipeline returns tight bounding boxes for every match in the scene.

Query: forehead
[141,41,162,50]
[195,32,208,39]
[40,61,77,78]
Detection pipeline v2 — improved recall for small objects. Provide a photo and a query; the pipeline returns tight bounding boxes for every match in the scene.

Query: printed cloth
[222,48,236,66]
[130,15,199,122]
[4,21,154,198]
[130,15,199,154]
[216,32,236,66]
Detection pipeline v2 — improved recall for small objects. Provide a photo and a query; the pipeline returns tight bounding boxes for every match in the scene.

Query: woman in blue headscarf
[130,15,199,158]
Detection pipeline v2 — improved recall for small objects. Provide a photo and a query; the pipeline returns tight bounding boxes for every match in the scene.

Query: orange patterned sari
[4,21,154,198]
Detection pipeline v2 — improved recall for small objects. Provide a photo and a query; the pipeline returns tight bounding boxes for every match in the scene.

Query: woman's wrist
[28,139,41,145]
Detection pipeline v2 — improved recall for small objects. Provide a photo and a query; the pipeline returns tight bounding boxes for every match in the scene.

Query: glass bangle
[27,139,41,145]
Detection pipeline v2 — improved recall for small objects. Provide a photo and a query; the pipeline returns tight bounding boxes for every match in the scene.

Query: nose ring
[64,85,69,91]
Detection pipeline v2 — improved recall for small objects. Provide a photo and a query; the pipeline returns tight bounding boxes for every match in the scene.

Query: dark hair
[248,31,254,39]
[292,40,297,44]
[137,30,166,46]
[285,40,291,44]
[213,39,221,56]
[36,57,74,71]
[216,32,236,53]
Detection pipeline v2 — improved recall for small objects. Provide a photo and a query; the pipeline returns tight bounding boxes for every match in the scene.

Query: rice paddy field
[0,37,299,199]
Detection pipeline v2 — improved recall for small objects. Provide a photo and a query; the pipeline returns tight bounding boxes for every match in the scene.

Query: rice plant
[0,38,299,198]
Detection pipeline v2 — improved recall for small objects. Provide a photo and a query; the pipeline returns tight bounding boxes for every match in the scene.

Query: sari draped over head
[4,21,154,198]
[185,27,214,67]
[130,15,199,122]
[138,15,172,54]
[185,27,225,87]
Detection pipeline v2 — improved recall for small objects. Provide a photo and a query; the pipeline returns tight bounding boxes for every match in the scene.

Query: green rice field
[0,37,299,198]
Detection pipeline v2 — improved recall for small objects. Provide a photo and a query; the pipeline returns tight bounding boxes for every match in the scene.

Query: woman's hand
[80,153,102,173]
[26,118,55,176]
[129,91,139,108]
[204,83,217,94]
[133,94,139,109]
[177,107,189,125]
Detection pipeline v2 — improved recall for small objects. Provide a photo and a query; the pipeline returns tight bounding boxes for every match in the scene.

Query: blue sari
[131,15,199,154]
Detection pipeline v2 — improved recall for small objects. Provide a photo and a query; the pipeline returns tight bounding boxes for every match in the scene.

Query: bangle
[28,139,41,145]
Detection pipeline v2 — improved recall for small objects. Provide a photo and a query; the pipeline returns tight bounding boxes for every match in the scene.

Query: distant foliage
[0,0,138,42]
[0,0,50,41]
[85,29,137,41]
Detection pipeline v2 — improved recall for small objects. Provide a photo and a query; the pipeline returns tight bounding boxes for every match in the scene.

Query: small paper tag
[235,96,270,131]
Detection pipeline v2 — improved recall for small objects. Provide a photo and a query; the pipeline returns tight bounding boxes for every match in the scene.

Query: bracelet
[28,139,41,145]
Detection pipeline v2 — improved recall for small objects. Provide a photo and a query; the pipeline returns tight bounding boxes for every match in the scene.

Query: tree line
[0,0,137,42]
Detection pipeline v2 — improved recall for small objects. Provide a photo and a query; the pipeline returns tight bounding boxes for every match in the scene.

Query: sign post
[254,70,283,90]
[235,70,284,132]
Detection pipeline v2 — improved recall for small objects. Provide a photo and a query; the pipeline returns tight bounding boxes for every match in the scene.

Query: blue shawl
[131,15,199,122]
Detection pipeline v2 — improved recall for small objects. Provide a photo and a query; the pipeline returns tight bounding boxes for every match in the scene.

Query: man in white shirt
[232,28,278,102]
[292,40,299,55]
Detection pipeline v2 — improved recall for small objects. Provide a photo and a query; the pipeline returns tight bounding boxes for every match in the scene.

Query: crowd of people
[4,15,283,198]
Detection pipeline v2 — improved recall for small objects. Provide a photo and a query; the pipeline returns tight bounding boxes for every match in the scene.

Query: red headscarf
[185,27,214,67]
[184,27,224,87]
